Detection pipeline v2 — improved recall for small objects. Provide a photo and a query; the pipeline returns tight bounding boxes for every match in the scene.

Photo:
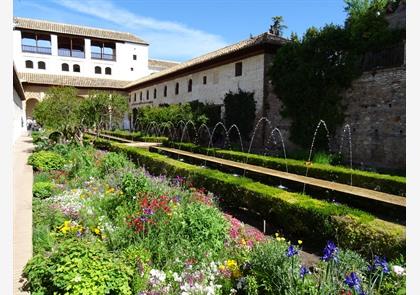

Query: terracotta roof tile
[14,17,148,45]
[18,72,129,89]
[148,59,180,70]
[125,32,287,88]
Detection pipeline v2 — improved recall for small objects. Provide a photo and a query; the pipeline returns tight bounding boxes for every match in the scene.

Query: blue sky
[13,0,348,62]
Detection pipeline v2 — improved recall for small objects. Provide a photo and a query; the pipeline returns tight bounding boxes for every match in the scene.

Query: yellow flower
[275,232,279,237]
[93,227,101,235]
[218,265,226,271]
[298,240,303,245]
[240,238,247,245]
[276,237,286,242]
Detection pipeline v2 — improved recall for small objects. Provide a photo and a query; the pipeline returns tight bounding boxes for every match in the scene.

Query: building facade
[13,65,26,143]
[13,17,150,81]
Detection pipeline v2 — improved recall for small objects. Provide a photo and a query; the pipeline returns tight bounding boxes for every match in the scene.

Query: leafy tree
[80,91,129,134]
[270,16,288,37]
[33,87,84,142]
[34,87,128,144]
[223,89,256,141]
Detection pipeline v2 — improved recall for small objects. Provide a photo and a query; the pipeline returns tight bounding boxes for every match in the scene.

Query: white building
[13,17,150,81]
[125,33,287,130]
[13,64,26,143]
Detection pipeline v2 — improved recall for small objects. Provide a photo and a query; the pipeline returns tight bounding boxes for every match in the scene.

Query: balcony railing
[22,45,51,55]
[91,52,116,61]
[58,48,85,58]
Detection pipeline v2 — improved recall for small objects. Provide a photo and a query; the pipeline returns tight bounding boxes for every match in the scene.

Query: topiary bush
[33,181,56,199]
[22,239,133,295]
[28,151,66,171]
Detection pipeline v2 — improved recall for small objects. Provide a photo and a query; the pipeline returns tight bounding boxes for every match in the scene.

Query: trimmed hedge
[86,135,405,259]
[164,141,406,196]
[102,130,167,143]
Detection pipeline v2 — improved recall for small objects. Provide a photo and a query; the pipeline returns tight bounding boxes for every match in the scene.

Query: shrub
[99,152,133,176]
[121,172,147,197]
[33,181,56,199]
[223,89,256,141]
[22,239,133,295]
[28,151,65,171]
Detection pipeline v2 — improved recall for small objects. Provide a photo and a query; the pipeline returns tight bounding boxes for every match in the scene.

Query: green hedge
[164,141,406,196]
[86,135,405,259]
[102,130,167,143]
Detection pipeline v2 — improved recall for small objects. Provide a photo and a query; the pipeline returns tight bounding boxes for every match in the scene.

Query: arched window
[140,92,142,101]
[146,90,149,100]
[105,67,112,75]
[134,93,137,102]
[95,66,101,74]
[38,61,46,70]
[175,82,179,95]
[164,85,167,97]
[73,64,80,72]
[153,88,157,99]
[188,79,192,92]
[62,63,69,71]
[25,60,33,69]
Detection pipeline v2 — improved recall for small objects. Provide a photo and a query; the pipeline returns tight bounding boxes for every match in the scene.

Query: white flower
[173,272,182,282]
[392,265,406,276]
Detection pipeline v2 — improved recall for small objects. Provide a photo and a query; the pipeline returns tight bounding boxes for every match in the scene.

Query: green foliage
[148,202,229,267]
[22,239,133,295]
[269,1,404,149]
[28,151,66,171]
[270,24,359,149]
[33,181,56,199]
[33,87,83,140]
[223,89,256,141]
[102,130,168,143]
[99,152,134,176]
[270,16,288,36]
[80,91,129,131]
[121,172,147,197]
[65,145,100,180]
[136,103,207,129]
[188,100,222,128]
[88,136,406,259]
[248,240,313,294]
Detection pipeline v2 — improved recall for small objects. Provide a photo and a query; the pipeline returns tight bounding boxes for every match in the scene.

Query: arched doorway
[25,98,39,120]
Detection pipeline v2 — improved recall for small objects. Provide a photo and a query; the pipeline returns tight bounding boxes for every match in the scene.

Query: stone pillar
[51,34,58,56]
[85,38,91,59]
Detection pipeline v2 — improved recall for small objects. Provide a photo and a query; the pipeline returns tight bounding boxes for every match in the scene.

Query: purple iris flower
[173,195,181,203]
[344,272,365,295]
[299,266,310,278]
[369,256,390,274]
[139,216,148,222]
[286,245,298,257]
[143,208,154,215]
[321,240,338,262]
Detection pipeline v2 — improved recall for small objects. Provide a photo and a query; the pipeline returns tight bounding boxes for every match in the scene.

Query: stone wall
[264,65,405,172]
[335,66,406,171]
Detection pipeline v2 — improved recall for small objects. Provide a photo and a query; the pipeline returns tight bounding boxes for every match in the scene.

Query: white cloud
[52,0,228,61]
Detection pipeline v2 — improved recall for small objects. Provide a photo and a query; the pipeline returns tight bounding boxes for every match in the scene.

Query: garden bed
[22,134,406,294]
[88,136,406,260]
[163,141,406,196]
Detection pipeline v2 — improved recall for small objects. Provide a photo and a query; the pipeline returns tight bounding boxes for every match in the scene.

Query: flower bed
[163,141,406,196]
[23,136,405,294]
